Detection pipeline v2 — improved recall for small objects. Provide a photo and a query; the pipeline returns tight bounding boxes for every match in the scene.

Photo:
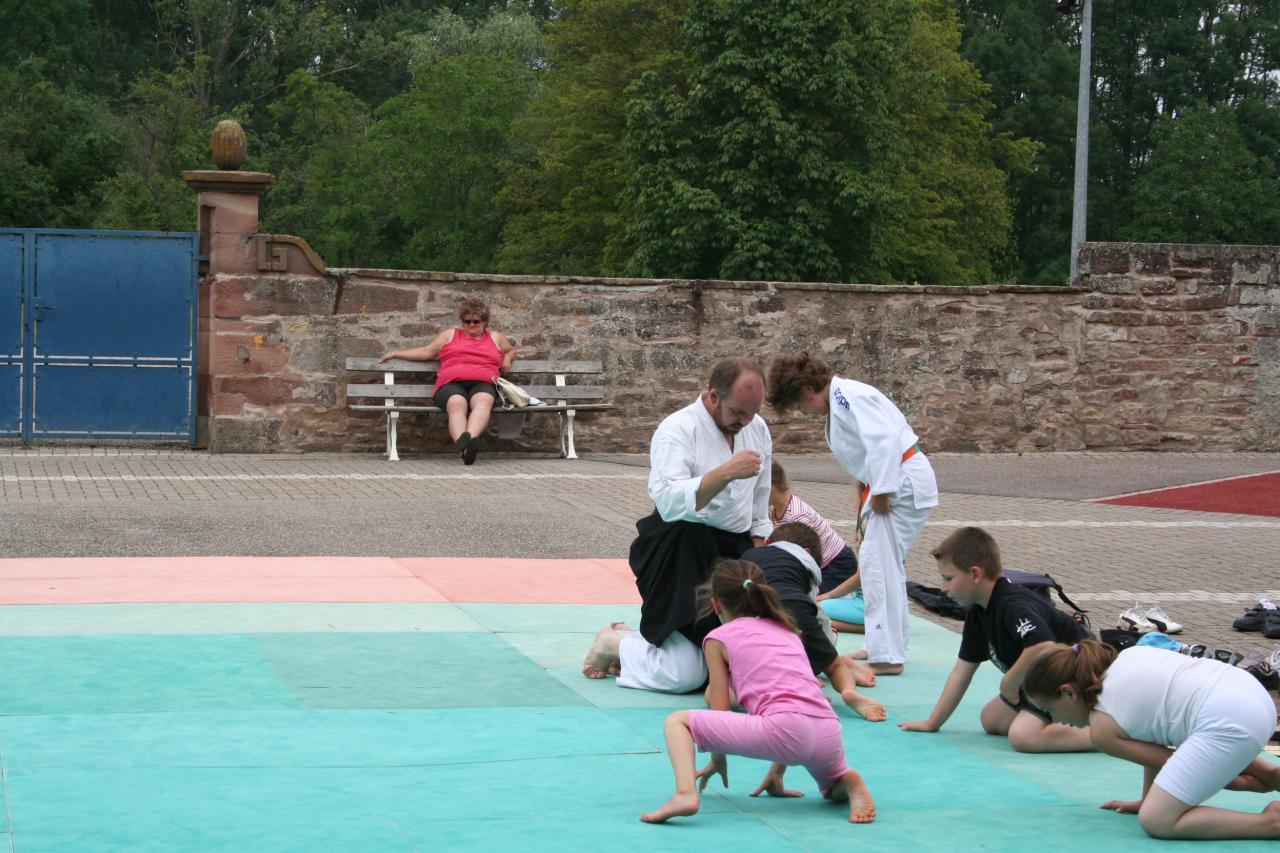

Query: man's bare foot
[843,656,877,687]
[640,792,699,823]
[829,770,876,823]
[841,689,887,722]
[868,662,904,676]
[850,649,868,660]
[582,625,622,679]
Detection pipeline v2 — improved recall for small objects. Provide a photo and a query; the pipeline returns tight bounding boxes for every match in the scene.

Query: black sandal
[1213,648,1242,666]
[462,435,480,465]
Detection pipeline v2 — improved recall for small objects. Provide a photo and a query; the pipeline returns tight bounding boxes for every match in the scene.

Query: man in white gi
[766,353,938,674]
[581,357,773,692]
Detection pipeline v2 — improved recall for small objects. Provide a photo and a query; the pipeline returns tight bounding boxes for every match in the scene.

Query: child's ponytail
[699,559,799,633]
[1024,639,1117,708]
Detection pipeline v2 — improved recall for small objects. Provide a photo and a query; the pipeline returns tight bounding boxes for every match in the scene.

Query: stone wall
[1074,244,1279,451]
[200,233,1280,455]
[183,165,1278,455]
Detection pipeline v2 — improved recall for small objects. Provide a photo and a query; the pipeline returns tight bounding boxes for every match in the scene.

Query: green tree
[1124,105,1280,244]
[1087,1,1280,249]
[273,9,544,270]
[867,0,1036,284]
[496,0,690,275]
[0,62,125,228]
[94,63,218,231]
[257,71,372,263]
[957,0,1280,282]
[954,0,1080,283]
[622,0,915,283]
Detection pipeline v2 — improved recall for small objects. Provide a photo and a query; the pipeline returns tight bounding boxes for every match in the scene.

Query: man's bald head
[704,358,764,436]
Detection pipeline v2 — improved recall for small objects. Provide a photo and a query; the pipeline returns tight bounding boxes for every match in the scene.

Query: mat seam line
[0,747,14,853]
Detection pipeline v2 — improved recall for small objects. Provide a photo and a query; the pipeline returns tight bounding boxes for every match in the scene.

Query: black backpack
[1004,568,1091,628]
[906,570,1091,627]
[905,581,967,619]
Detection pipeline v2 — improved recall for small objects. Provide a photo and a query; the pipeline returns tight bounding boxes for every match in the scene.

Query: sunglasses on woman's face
[462,319,484,326]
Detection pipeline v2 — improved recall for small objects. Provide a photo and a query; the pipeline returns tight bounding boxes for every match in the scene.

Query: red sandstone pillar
[181,169,276,448]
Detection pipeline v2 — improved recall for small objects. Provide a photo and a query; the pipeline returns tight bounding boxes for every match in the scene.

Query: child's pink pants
[688,710,850,798]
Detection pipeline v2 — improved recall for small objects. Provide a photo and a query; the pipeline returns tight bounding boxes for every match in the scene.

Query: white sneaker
[1239,648,1268,670]
[1143,604,1183,634]
[1119,603,1158,633]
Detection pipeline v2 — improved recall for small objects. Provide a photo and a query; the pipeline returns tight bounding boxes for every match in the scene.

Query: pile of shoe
[1232,598,1280,638]
[1118,602,1183,634]
[1184,644,1280,692]
[1238,648,1280,692]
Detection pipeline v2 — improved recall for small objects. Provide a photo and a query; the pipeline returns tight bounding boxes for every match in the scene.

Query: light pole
[1059,0,1092,284]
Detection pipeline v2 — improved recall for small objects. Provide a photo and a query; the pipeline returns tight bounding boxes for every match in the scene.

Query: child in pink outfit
[640,559,877,826]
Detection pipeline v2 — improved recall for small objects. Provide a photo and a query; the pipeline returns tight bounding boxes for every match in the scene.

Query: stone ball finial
[210,119,248,171]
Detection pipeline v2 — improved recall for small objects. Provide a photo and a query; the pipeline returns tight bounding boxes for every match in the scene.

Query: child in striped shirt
[770,461,864,633]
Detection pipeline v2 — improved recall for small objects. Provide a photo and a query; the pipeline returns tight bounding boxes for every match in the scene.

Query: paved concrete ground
[1,447,1278,655]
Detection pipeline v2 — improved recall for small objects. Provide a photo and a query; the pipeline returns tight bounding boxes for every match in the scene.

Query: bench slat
[350,403,613,413]
[345,357,603,373]
[346,383,606,401]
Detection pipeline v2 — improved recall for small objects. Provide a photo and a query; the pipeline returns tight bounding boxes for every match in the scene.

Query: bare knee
[979,701,1012,736]
[1138,811,1177,839]
[665,709,692,730]
[1007,728,1045,753]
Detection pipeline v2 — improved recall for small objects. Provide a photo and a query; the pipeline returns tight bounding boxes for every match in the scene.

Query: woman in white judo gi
[767,353,938,674]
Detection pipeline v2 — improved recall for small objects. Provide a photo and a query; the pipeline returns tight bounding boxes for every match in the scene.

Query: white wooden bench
[345,357,610,461]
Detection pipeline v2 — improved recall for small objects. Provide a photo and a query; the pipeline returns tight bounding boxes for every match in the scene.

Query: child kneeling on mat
[898,526,1094,753]
[641,559,876,825]
[768,461,864,632]
[1025,641,1280,841]
[742,522,884,721]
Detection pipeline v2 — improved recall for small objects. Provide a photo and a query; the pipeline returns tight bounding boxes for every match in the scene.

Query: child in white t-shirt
[1026,642,1280,841]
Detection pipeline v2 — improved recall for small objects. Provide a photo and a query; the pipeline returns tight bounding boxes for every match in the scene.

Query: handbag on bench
[492,375,532,408]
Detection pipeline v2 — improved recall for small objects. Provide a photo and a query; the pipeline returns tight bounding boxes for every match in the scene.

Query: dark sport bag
[906,570,1092,627]
[1004,568,1091,628]
[905,581,967,619]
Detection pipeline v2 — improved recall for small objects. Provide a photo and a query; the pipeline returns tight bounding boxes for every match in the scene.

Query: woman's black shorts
[434,380,497,408]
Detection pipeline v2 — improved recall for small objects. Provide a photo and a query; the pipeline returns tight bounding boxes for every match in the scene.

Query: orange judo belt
[855,444,920,538]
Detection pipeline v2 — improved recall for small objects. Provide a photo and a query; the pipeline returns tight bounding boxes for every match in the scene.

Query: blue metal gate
[0,229,198,443]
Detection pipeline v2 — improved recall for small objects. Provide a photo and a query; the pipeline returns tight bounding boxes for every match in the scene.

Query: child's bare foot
[844,657,877,687]
[1227,774,1271,793]
[829,770,876,823]
[841,689,887,722]
[850,649,868,660]
[1261,801,1280,837]
[640,792,699,823]
[1255,761,1280,792]
[582,625,621,679]
[846,774,876,823]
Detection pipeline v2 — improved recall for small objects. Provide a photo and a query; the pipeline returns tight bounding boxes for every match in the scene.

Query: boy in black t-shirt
[740,522,886,721]
[898,527,1094,753]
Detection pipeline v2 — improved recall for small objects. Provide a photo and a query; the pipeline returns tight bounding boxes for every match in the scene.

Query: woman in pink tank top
[641,559,877,827]
[381,297,515,464]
